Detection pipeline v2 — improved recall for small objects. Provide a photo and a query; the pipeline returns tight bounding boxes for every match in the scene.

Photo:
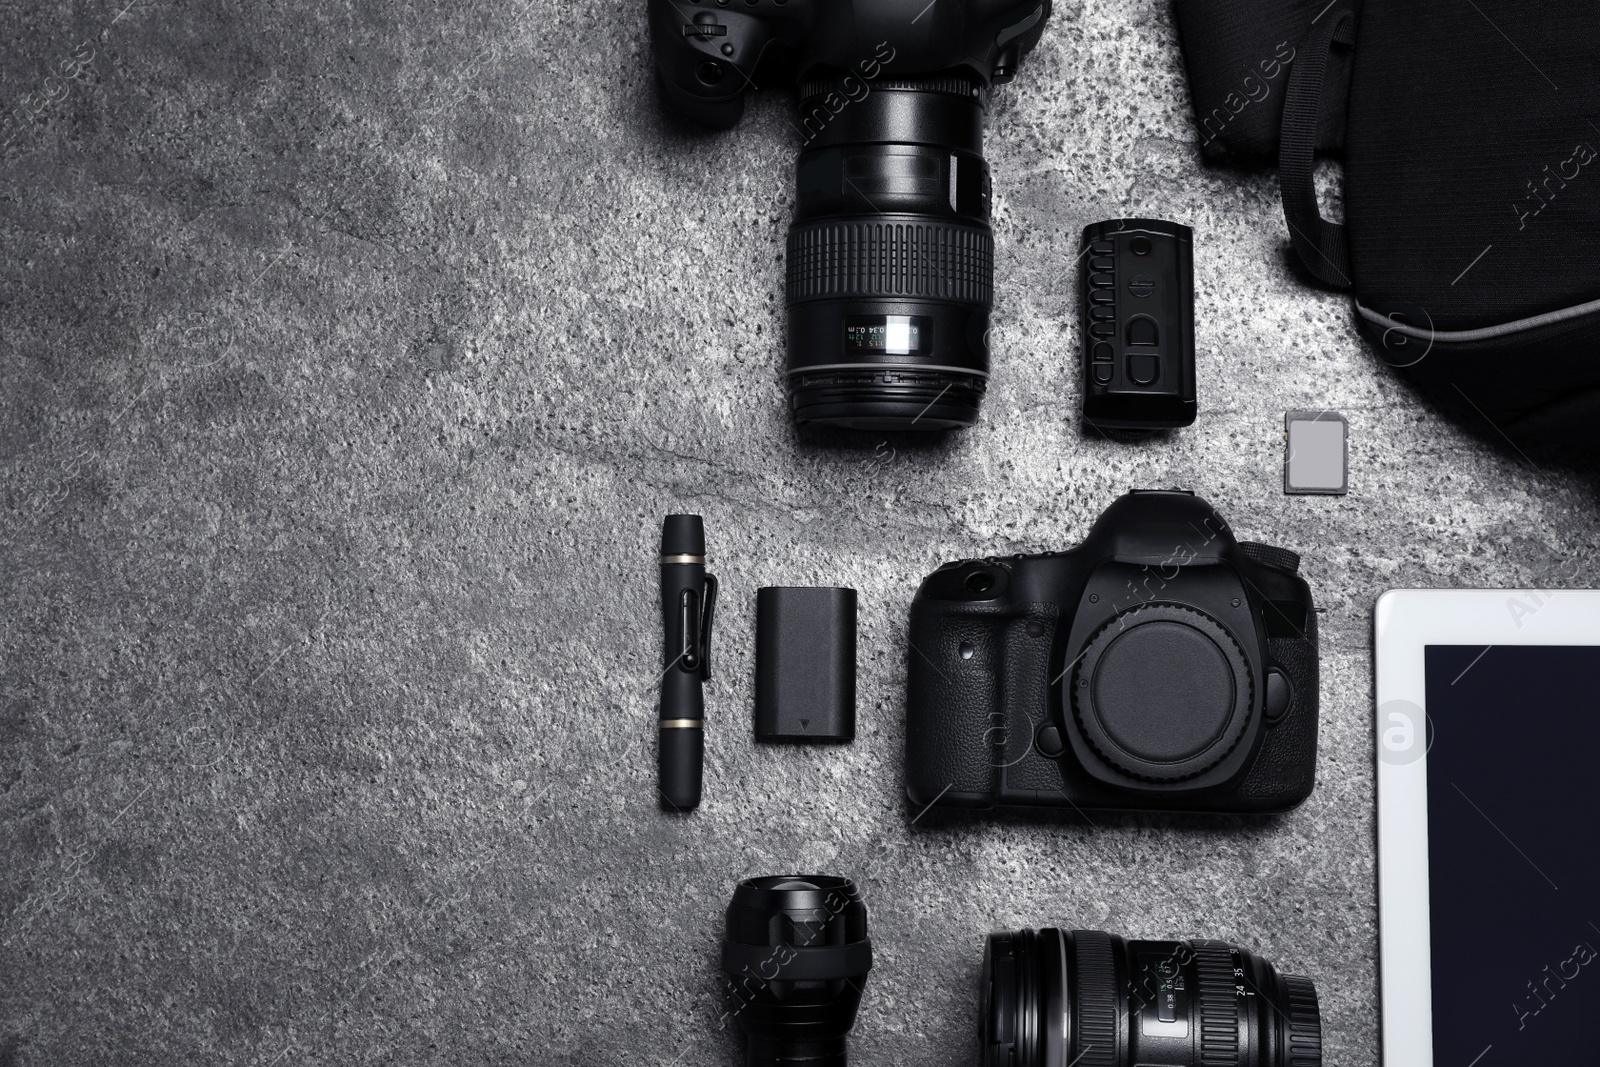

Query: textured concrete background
[3,0,1598,1064]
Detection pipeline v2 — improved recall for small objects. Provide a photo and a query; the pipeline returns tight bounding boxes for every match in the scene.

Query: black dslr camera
[906,490,1318,814]
[649,0,1052,431]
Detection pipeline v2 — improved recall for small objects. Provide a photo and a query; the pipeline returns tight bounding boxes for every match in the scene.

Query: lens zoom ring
[1070,931,1118,1067]
[1192,942,1240,1066]
[1284,975,1323,1067]
[787,220,993,304]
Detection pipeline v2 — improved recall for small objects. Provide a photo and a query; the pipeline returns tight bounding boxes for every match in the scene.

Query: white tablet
[1375,589,1600,1067]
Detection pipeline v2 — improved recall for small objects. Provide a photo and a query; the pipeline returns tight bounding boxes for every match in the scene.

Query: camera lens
[981,929,1322,1067]
[722,874,872,1067]
[786,73,994,430]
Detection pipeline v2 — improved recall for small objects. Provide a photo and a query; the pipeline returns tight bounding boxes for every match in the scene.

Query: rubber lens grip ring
[1070,930,1118,1067]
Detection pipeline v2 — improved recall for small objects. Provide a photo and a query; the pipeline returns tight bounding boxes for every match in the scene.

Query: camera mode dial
[1071,603,1254,782]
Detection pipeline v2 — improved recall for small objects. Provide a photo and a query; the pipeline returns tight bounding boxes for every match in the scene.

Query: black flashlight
[658,514,716,811]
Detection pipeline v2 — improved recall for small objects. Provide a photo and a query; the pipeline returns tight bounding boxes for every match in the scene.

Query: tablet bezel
[1373,588,1600,1067]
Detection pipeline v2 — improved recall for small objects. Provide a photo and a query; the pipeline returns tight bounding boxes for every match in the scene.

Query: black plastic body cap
[756,587,857,742]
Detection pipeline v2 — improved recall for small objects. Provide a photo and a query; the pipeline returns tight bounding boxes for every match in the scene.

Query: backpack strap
[1278,5,1358,288]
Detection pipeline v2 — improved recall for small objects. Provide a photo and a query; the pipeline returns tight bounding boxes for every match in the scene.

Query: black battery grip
[1080,219,1198,432]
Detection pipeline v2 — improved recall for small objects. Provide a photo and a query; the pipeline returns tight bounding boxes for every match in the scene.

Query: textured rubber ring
[1070,931,1118,1067]
[1192,941,1241,1066]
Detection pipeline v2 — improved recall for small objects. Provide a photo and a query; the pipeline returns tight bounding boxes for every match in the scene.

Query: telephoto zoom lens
[786,74,994,430]
[981,929,1322,1067]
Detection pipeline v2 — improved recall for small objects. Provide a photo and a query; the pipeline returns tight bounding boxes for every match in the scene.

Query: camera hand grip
[906,610,1003,807]
[648,0,770,128]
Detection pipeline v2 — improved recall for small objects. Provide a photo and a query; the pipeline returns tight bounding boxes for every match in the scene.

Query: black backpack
[1174,0,1600,453]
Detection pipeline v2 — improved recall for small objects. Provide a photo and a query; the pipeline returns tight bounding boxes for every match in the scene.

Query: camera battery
[1080,219,1197,431]
[755,587,857,742]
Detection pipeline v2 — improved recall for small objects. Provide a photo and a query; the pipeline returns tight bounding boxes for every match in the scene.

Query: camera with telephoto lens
[982,928,1323,1067]
[648,0,1052,431]
[906,489,1318,814]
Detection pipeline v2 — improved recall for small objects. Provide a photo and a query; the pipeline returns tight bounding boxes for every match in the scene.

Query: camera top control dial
[1071,604,1254,782]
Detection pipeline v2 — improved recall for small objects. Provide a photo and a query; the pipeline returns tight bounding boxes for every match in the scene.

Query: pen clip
[699,573,718,682]
[677,576,718,680]
[679,588,701,673]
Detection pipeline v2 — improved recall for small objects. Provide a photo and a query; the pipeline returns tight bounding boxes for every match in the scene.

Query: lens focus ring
[786,219,993,305]
[1284,974,1323,1067]
[1192,941,1242,1066]
[1071,931,1119,1067]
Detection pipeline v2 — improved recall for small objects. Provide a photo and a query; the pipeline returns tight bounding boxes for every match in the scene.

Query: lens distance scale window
[845,315,931,356]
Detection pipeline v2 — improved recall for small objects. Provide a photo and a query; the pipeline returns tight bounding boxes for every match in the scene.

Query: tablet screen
[1424,644,1600,1065]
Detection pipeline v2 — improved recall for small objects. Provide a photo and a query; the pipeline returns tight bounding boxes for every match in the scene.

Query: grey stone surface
[3,1,1598,1064]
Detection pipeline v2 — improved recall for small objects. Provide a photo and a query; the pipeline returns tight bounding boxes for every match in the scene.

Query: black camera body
[906,490,1318,814]
[648,0,1050,129]
[650,0,1051,430]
